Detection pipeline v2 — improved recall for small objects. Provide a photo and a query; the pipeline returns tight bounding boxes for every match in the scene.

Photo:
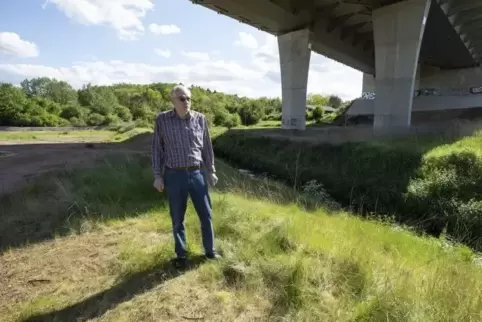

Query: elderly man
[151,84,220,268]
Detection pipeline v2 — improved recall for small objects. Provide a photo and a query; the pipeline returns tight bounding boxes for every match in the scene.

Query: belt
[167,165,201,171]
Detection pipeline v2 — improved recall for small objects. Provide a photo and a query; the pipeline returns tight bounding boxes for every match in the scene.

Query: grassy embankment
[0,127,151,143]
[1,130,481,321]
[214,128,482,251]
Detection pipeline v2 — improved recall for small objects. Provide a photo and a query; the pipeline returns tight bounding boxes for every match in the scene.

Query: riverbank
[1,153,481,321]
[213,128,482,250]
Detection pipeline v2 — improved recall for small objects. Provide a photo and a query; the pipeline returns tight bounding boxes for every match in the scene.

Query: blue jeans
[164,168,215,258]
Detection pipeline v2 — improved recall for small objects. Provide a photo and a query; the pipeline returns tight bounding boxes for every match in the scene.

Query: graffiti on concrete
[470,87,482,94]
[361,92,376,99]
[363,87,480,99]
[282,117,301,128]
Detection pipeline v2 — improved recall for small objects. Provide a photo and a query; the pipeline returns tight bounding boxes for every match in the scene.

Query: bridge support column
[372,0,431,129]
[362,73,375,94]
[278,28,311,130]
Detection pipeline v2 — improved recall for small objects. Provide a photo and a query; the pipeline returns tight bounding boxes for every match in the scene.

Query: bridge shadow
[0,133,164,254]
[21,255,207,322]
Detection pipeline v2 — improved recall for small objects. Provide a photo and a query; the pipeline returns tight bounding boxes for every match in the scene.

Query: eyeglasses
[177,96,191,102]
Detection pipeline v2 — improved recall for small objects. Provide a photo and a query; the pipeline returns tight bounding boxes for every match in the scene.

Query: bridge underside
[192,0,482,131]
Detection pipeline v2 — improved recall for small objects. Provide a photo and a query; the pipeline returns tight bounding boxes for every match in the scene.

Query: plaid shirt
[151,109,215,178]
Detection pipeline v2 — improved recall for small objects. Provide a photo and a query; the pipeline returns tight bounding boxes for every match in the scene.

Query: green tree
[1,77,342,129]
[328,95,342,109]
[21,77,77,105]
[307,93,328,107]
[0,83,27,125]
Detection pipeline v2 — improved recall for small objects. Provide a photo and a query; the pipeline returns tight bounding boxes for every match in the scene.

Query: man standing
[151,84,220,268]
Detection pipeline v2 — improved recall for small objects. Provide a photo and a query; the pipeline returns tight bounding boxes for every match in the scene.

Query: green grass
[1,153,481,321]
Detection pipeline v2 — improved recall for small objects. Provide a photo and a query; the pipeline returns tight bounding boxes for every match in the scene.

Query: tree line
[0,77,345,128]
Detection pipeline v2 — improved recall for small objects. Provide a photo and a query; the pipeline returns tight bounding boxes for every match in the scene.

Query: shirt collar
[168,108,191,119]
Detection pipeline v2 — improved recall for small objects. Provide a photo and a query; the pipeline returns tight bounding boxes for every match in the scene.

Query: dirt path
[0,135,151,196]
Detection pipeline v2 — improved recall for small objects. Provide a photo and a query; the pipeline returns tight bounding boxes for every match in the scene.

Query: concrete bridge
[190,0,482,130]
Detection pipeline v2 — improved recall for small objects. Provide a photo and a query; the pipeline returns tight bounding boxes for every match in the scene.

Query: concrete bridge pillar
[278,28,311,130]
[362,73,375,94]
[372,0,431,129]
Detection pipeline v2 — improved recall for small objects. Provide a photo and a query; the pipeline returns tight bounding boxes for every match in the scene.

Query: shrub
[312,107,323,121]
[213,109,231,127]
[115,105,133,122]
[405,145,482,248]
[87,113,105,126]
[224,113,241,129]
[70,117,86,127]
[238,102,265,126]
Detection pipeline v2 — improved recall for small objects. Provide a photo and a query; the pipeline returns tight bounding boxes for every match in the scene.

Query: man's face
[172,89,191,113]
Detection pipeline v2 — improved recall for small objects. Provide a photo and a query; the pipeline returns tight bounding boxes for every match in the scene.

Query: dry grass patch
[95,274,270,322]
[0,219,174,322]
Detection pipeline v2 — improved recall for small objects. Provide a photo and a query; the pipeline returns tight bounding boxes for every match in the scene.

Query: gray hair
[170,84,190,98]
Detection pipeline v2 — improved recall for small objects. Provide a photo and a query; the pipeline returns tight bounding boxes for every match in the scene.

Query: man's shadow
[22,255,207,322]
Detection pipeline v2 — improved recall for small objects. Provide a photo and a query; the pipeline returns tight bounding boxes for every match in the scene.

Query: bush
[87,113,106,126]
[224,113,241,129]
[61,103,88,120]
[238,102,264,126]
[213,109,231,127]
[104,114,121,125]
[405,146,482,248]
[70,117,86,127]
[115,105,133,122]
[312,107,323,121]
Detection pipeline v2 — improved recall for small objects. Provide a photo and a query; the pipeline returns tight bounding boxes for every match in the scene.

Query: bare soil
[0,134,151,196]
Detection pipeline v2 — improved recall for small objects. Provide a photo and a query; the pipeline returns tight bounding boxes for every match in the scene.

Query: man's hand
[153,177,164,192]
[206,172,218,187]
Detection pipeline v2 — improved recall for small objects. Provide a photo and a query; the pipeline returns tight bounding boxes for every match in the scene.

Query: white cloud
[181,51,210,61]
[242,33,362,100]
[0,32,39,58]
[155,49,171,58]
[149,24,181,35]
[235,32,258,49]
[0,33,362,100]
[42,0,154,40]
[0,59,263,98]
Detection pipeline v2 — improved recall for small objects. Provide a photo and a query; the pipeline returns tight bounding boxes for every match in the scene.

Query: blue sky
[0,0,362,99]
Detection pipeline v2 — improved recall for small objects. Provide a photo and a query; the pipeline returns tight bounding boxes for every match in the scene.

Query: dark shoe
[173,257,188,269]
[205,252,222,260]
